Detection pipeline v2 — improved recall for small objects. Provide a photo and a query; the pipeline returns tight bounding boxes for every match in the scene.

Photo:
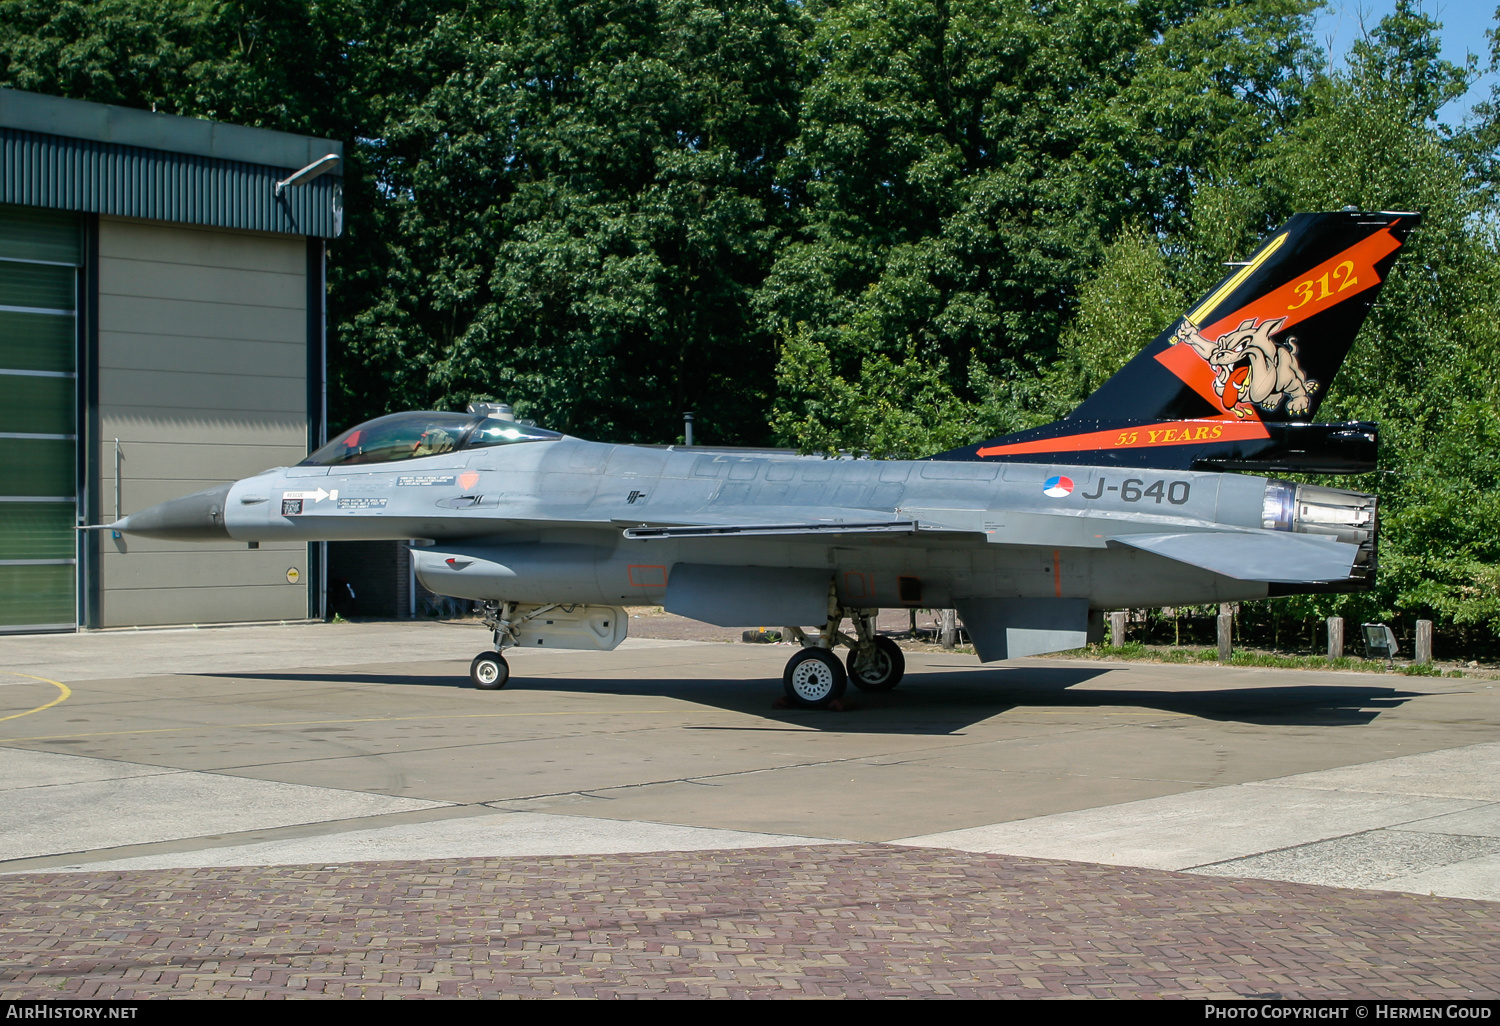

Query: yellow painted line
[1186,232,1287,326]
[0,707,680,743]
[0,671,71,723]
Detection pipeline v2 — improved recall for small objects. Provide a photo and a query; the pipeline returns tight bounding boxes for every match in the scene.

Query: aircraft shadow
[202,665,1430,736]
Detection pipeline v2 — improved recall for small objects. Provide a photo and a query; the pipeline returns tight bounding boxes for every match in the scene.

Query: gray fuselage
[216,436,1287,615]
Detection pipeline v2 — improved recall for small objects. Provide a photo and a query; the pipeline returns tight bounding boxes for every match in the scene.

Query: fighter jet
[113,210,1414,708]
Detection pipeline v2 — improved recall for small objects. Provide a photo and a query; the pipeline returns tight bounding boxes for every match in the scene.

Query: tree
[339,0,807,444]
[765,0,1321,454]
[0,0,468,432]
[1237,1,1500,645]
[1052,223,1186,402]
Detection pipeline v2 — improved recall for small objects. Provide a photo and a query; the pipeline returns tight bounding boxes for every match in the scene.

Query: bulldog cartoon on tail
[946,211,1418,471]
[1181,316,1317,417]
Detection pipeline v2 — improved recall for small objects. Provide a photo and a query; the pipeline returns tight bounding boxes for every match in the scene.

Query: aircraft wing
[615,506,976,540]
[622,520,920,539]
[1108,530,1362,584]
[622,513,1360,583]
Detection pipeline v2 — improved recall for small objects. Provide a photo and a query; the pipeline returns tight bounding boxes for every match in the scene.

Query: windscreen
[302,412,477,466]
[463,420,561,448]
[302,411,561,466]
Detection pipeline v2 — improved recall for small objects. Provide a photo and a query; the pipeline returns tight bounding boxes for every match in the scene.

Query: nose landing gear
[781,608,904,709]
[470,651,509,689]
[468,599,544,690]
[470,600,515,689]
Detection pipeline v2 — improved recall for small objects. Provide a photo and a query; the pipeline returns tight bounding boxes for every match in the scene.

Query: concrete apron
[896,741,1500,900]
[0,621,1497,901]
[0,740,1494,901]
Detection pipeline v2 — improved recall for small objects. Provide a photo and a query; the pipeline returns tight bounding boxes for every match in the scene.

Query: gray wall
[96,216,310,626]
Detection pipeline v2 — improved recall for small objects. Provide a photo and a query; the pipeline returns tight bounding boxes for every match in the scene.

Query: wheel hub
[853,649,890,683]
[790,660,834,701]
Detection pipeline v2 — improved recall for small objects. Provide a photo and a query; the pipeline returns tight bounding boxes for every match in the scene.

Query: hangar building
[0,88,342,632]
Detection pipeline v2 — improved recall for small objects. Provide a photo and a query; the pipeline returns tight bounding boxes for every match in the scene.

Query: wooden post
[1327,616,1344,659]
[1416,619,1433,665]
[940,609,957,650]
[1109,611,1126,648]
[1217,609,1233,662]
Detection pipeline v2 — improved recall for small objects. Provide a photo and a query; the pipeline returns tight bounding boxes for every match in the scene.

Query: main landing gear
[781,608,905,709]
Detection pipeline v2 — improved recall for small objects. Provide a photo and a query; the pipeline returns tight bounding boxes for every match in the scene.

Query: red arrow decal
[977,418,1269,458]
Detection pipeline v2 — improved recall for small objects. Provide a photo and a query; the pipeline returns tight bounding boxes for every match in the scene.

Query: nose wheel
[783,648,848,708]
[470,651,510,689]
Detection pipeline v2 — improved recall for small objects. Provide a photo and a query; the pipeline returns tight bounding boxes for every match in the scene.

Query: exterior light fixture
[1362,622,1400,666]
[275,153,340,197]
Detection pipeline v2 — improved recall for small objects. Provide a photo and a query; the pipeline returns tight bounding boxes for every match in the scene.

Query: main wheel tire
[783,647,848,708]
[470,651,509,690]
[846,635,905,692]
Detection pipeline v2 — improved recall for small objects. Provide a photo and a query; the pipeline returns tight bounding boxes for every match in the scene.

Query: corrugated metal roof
[0,89,342,171]
[1,127,342,238]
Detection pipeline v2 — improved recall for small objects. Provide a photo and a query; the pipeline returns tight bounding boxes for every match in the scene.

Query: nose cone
[113,483,233,540]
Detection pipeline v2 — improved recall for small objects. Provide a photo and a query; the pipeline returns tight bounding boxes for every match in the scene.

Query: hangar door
[0,205,80,631]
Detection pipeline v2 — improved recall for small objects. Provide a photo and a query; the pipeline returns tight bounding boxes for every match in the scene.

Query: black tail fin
[934,210,1420,473]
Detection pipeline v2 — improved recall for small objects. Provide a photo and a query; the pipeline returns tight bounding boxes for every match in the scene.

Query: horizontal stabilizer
[1109,531,1360,584]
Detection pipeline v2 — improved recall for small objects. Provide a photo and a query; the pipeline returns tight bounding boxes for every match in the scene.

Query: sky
[1312,1,1498,123]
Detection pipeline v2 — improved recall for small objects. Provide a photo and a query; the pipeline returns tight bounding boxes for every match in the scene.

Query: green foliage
[768,326,976,458]
[764,0,1321,450]
[0,0,220,110]
[341,0,809,443]
[1076,642,1456,674]
[1246,0,1500,642]
[0,0,416,135]
[1396,662,1454,677]
[1052,224,1187,401]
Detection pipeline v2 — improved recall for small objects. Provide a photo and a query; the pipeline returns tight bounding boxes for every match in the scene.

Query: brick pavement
[2,845,1497,999]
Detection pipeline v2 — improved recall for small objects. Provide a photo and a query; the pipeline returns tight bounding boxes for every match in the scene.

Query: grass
[1061,642,1466,676]
[1396,662,1467,678]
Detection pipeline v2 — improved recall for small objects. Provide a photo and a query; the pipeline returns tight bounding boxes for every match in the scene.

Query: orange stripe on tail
[977,419,1269,458]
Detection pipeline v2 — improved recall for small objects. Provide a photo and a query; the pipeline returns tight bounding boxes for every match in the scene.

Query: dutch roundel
[1042,475,1074,498]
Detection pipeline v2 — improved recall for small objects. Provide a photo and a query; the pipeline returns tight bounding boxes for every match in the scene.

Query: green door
[0,205,80,631]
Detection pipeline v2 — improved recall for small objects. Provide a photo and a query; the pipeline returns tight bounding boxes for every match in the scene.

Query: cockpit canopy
[301,411,561,467]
